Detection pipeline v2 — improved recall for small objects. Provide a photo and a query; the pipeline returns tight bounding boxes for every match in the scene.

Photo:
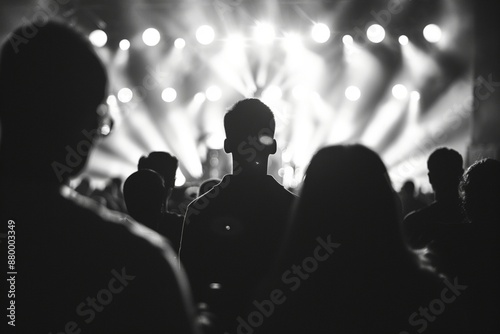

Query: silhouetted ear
[224,139,232,153]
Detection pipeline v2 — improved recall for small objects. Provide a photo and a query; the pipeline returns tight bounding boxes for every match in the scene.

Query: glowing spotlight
[117,88,133,103]
[366,24,385,43]
[398,35,409,45]
[194,92,206,103]
[174,38,186,49]
[410,91,421,101]
[89,30,107,47]
[292,85,309,100]
[196,25,215,45]
[261,85,282,101]
[106,95,117,106]
[100,124,111,136]
[311,23,330,43]
[253,22,275,44]
[345,86,361,101]
[119,39,130,50]
[142,28,161,46]
[423,24,442,43]
[206,85,222,101]
[392,84,408,100]
[175,169,186,187]
[342,34,354,45]
[161,88,177,103]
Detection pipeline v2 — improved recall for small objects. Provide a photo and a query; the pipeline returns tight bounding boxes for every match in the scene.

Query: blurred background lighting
[117,88,133,103]
[423,24,442,43]
[311,23,330,43]
[398,35,409,45]
[89,29,107,47]
[410,90,421,101]
[196,25,215,45]
[253,22,275,44]
[342,34,354,45]
[366,24,385,43]
[205,85,222,101]
[392,84,408,99]
[174,38,186,49]
[345,85,361,101]
[119,39,130,50]
[142,28,161,46]
[161,87,177,102]
[261,85,282,101]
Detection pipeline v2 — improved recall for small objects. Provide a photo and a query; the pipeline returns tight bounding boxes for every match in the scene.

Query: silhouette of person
[137,151,184,249]
[179,98,296,331]
[399,179,426,217]
[403,148,468,249]
[124,169,166,231]
[445,158,500,332]
[251,145,468,334]
[0,21,199,334]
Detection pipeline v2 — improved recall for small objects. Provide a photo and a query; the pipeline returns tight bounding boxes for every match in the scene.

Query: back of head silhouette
[223,98,277,170]
[0,21,107,183]
[124,169,165,229]
[401,180,416,196]
[295,144,401,251]
[427,147,464,194]
[461,158,500,223]
[138,151,178,189]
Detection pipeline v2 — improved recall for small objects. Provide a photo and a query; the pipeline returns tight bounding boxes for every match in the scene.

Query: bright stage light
[253,22,275,44]
[410,91,421,101]
[162,88,177,102]
[106,95,117,106]
[206,133,225,150]
[227,34,245,48]
[206,85,222,101]
[392,84,408,100]
[89,30,107,47]
[142,28,161,46]
[117,88,133,103]
[194,92,206,103]
[342,35,354,45]
[261,85,282,101]
[345,86,361,101]
[174,38,186,49]
[196,25,215,45]
[398,35,409,45]
[366,24,385,43]
[423,24,442,43]
[119,39,130,50]
[175,169,186,187]
[311,23,330,43]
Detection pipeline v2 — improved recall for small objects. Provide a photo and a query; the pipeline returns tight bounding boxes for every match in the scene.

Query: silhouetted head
[138,152,178,190]
[0,21,107,184]
[292,144,403,255]
[198,178,221,196]
[461,158,500,224]
[401,180,416,196]
[123,169,165,229]
[427,148,464,194]
[223,98,277,169]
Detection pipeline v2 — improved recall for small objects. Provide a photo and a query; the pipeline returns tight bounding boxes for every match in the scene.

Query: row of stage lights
[114,83,420,104]
[88,22,443,49]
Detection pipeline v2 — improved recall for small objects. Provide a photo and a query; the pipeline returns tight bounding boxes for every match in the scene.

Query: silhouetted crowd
[1,21,499,334]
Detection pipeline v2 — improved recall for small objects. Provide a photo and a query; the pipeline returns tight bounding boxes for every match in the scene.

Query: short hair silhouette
[401,180,416,195]
[138,151,178,189]
[427,147,463,192]
[124,169,165,229]
[223,98,276,153]
[461,158,500,223]
[0,21,107,182]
